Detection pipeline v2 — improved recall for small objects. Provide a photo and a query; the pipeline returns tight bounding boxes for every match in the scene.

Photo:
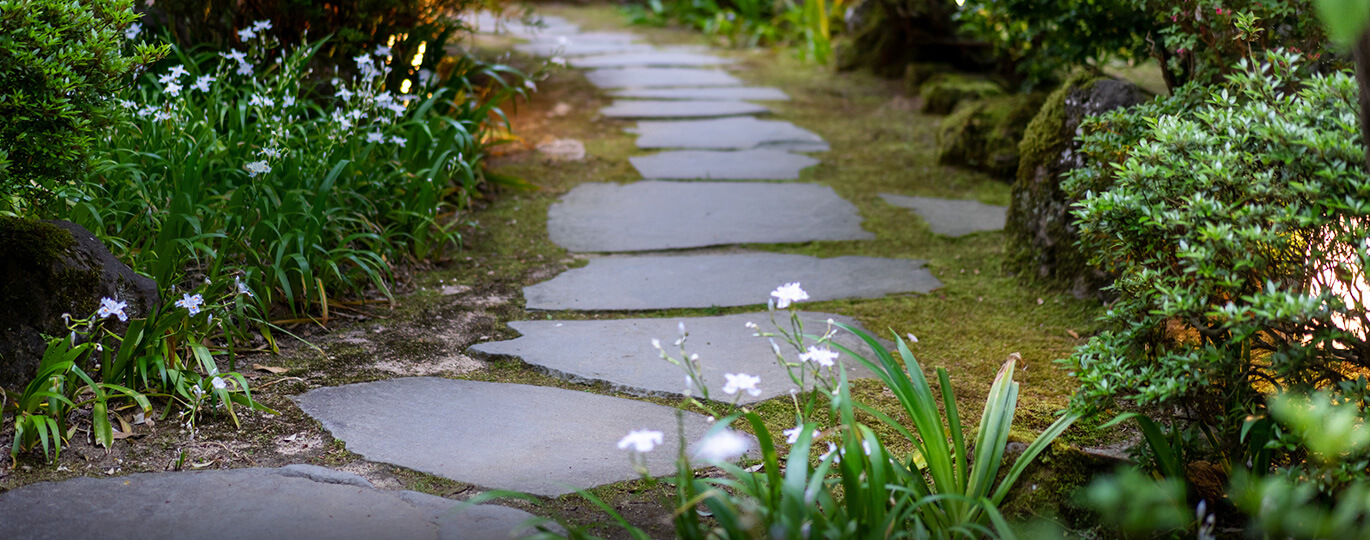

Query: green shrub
[1063,51,1370,462]
[0,0,165,212]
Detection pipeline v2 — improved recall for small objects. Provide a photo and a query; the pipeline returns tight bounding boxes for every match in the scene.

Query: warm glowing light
[411,41,427,69]
[1310,222,1370,343]
[400,79,412,93]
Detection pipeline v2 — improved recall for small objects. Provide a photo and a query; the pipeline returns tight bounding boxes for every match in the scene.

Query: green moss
[0,216,75,264]
[936,93,1048,180]
[903,62,955,94]
[920,74,1004,115]
[1014,72,1098,185]
[999,440,1120,528]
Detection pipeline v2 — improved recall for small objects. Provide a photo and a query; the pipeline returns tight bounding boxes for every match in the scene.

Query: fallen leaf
[1067,329,1081,339]
[111,430,139,440]
[253,364,290,374]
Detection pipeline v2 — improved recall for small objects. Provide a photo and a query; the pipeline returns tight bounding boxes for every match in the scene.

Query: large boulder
[0,217,159,389]
[920,74,1004,115]
[936,92,1047,180]
[1004,75,1148,299]
[836,0,993,77]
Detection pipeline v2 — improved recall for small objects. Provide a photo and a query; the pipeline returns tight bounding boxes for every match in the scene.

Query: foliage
[1063,51,1370,465]
[624,0,842,62]
[1315,0,1370,44]
[0,0,166,212]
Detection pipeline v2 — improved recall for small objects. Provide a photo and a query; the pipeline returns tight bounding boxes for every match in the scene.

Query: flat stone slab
[585,67,741,88]
[570,51,735,68]
[466,13,579,37]
[297,378,732,497]
[601,100,769,119]
[527,31,640,44]
[630,117,827,151]
[0,465,544,539]
[548,181,874,252]
[470,313,879,403]
[879,193,1007,237]
[611,87,790,101]
[524,252,940,310]
[631,149,820,180]
[515,42,655,58]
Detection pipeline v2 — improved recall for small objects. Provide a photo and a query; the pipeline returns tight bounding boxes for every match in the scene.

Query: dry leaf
[1067,329,1081,339]
[253,364,290,374]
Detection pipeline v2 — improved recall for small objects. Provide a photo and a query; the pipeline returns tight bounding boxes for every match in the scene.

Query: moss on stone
[999,440,1120,528]
[903,62,955,95]
[936,92,1047,180]
[1014,72,1097,188]
[920,74,1003,115]
[0,216,75,264]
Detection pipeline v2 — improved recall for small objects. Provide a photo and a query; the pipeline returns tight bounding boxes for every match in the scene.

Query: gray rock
[630,117,827,151]
[584,68,741,88]
[471,313,880,403]
[548,181,874,252]
[465,13,579,37]
[611,87,790,101]
[570,52,735,68]
[630,149,820,180]
[879,194,1007,237]
[0,464,548,539]
[0,218,160,390]
[296,378,736,497]
[526,31,639,45]
[524,252,939,310]
[515,42,654,58]
[536,138,586,161]
[600,100,770,119]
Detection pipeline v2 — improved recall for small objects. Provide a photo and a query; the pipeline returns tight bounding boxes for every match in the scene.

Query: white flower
[550,56,566,66]
[354,54,372,69]
[235,62,254,76]
[238,27,257,40]
[282,96,296,107]
[862,439,873,456]
[336,87,355,100]
[119,99,138,109]
[799,346,839,367]
[211,376,227,390]
[235,277,254,297]
[650,338,662,349]
[524,80,537,92]
[386,102,406,114]
[374,44,392,57]
[367,131,385,143]
[137,106,155,118]
[168,65,190,79]
[770,282,809,308]
[252,20,272,32]
[745,321,758,329]
[96,297,128,322]
[249,94,274,108]
[374,91,394,106]
[783,425,820,445]
[221,50,247,63]
[260,147,280,159]
[153,110,173,121]
[175,293,205,316]
[245,160,272,178]
[163,82,182,97]
[391,136,406,147]
[124,22,141,40]
[819,442,838,462]
[906,333,919,343]
[617,429,664,453]
[694,430,750,462]
[722,373,761,397]
[191,75,215,93]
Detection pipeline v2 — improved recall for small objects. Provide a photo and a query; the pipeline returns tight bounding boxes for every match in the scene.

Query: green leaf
[1315,0,1370,44]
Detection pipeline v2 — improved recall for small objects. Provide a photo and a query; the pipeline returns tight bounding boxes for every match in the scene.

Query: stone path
[1,9,1006,534]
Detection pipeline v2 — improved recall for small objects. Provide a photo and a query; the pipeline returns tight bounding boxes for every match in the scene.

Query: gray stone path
[523,252,939,310]
[611,87,790,100]
[601,100,769,119]
[470,313,877,403]
[547,181,874,252]
[630,149,820,180]
[516,41,655,58]
[630,117,827,151]
[570,51,735,68]
[585,67,742,88]
[0,464,545,539]
[296,378,734,497]
[879,193,1007,237]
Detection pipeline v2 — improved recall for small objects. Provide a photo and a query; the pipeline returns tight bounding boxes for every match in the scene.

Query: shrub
[1063,51,1370,464]
[0,0,165,212]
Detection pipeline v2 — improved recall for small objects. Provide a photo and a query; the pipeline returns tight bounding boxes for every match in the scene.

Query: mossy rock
[1003,74,1148,299]
[0,217,159,390]
[935,92,1047,180]
[920,74,1003,115]
[836,0,994,77]
[903,62,955,95]
[998,440,1128,529]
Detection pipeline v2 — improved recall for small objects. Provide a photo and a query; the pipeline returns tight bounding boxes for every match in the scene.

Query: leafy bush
[1063,51,1370,463]
[0,0,165,212]
[625,0,841,62]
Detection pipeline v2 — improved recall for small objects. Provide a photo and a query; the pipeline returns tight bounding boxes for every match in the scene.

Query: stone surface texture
[515,42,654,57]
[1006,75,1146,299]
[631,117,828,151]
[879,194,1007,237]
[585,67,741,88]
[0,464,545,539]
[570,52,734,68]
[524,252,939,310]
[547,181,874,252]
[296,378,734,496]
[470,313,879,402]
[631,149,820,180]
[611,87,789,101]
[601,100,769,119]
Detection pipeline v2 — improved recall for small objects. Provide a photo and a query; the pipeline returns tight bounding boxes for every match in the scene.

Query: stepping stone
[631,149,820,180]
[0,464,546,539]
[570,51,735,68]
[466,13,579,37]
[548,181,874,252]
[527,31,640,44]
[611,86,789,101]
[600,100,769,119]
[516,42,655,58]
[879,193,1007,237]
[585,67,741,88]
[296,378,734,497]
[630,117,827,151]
[470,312,880,403]
[523,253,940,310]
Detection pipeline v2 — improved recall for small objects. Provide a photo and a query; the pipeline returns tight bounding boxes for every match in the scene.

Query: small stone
[879,194,1007,237]
[536,138,586,161]
[548,102,573,117]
